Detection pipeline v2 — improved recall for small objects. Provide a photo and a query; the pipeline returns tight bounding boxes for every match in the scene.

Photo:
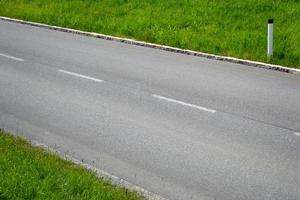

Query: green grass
[0,129,142,200]
[0,0,299,68]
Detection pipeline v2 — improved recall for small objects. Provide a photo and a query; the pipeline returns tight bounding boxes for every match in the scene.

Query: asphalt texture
[1,20,300,200]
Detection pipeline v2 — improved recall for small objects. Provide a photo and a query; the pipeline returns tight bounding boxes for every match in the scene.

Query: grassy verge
[0,0,299,69]
[0,129,142,200]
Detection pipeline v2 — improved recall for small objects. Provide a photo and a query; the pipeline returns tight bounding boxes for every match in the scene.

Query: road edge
[1,16,300,75]
[30,140,168,200]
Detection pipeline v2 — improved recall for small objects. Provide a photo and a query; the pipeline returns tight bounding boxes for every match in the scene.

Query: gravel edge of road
[1,16,300,75]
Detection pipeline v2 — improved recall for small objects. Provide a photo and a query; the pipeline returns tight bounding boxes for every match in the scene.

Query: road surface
[1,20,300,200]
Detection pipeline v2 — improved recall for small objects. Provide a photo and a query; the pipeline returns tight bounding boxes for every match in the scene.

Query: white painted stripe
[152,94,216,113]
[294,132,300,136]
[0,53,24,61]
[58,69,103,83]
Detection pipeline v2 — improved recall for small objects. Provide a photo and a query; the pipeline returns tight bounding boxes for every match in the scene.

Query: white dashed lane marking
[58,69,103,83]
[0,53,24,62]
[152,94,216,113]
[294,132,300,137]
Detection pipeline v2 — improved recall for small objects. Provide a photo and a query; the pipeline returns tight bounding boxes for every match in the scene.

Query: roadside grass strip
[0,129,142,200]
[0,0,300,68]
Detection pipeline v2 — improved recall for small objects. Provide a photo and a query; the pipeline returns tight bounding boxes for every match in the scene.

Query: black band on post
[268,19,274,24]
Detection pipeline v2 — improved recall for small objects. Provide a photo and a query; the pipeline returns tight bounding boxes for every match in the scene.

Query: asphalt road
[1,20,300,200]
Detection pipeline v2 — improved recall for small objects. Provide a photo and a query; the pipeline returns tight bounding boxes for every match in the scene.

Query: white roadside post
[268,19,273,58]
